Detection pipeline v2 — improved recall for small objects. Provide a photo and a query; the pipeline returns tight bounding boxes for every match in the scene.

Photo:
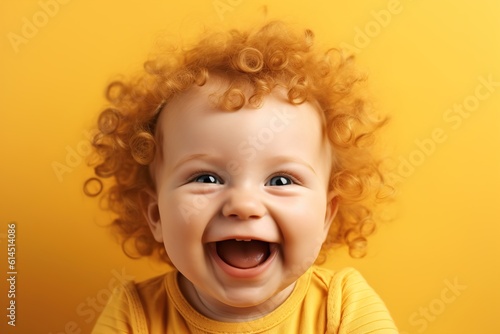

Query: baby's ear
[139,188,163,243]
[323,191,339,237]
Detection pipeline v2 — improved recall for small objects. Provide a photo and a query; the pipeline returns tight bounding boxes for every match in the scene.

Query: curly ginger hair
[85,20,392,265]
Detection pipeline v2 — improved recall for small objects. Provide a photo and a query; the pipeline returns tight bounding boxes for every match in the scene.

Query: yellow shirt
[92,266,398,333]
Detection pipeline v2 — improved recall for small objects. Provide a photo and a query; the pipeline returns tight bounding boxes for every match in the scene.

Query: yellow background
[1,0,499,333]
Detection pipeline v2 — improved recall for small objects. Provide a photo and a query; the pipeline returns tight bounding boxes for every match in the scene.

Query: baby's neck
[178,274,296,322]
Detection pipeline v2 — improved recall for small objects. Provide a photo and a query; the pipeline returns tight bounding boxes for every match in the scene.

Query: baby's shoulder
[311,265,366,290]
[311,266,383,312]
[132,270,176,311]
[135,272,169,294]
[314,266,398,333]
[92,272,172,333]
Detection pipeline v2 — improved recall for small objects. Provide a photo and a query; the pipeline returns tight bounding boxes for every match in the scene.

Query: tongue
[216,240,270,269]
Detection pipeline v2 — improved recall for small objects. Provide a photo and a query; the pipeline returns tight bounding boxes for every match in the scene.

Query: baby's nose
[221,187,266,220]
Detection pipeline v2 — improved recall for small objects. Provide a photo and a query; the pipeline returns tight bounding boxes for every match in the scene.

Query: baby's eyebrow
[171,153,211,171]
[170,154,317,176]
[268,155,317,175]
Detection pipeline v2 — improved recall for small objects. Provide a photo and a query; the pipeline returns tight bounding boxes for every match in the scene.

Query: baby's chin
[199,281,296,321]
[177,267,296,321]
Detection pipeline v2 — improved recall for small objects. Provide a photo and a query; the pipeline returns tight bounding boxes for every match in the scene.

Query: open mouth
[215,239,272,269]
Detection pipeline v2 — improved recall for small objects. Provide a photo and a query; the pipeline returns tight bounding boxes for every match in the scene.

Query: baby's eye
[193,174,221,184]
[267,175,294,186]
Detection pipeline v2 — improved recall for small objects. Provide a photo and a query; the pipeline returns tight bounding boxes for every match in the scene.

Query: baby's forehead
[157,91,328,161]
[156,77,273,126]
[157,85,317,131]
[173,75,254,107]
[155,83,327,147]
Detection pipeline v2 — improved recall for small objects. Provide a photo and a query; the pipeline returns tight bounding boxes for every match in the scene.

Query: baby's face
[147,80,336,318]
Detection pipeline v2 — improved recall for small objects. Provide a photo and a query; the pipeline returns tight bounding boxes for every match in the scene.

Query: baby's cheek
[166,192,197,226]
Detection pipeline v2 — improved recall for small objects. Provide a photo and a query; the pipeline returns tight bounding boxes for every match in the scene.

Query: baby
[87,20,398,333]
